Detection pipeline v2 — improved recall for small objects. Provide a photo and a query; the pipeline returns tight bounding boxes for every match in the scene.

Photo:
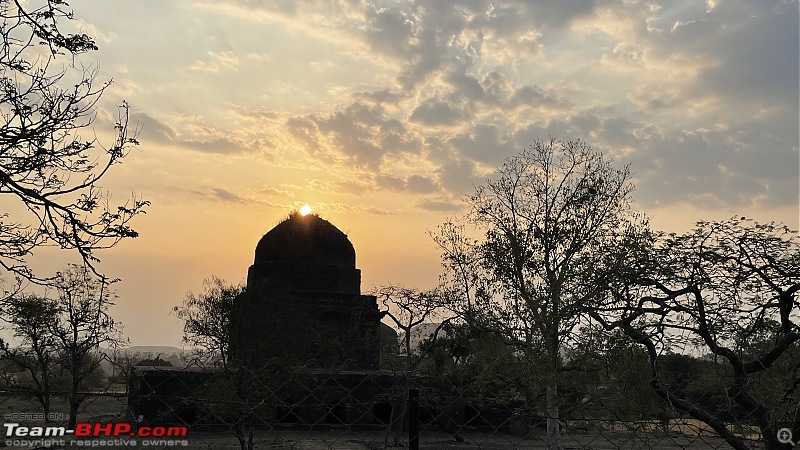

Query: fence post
[408,387,419,450]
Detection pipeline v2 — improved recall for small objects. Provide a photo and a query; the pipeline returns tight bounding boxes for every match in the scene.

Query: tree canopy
[591,218,799,450]
[434,138,642,449]
[0,0,147,285]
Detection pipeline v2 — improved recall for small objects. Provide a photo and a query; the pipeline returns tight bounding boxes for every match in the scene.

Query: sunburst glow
[300,204,312,216]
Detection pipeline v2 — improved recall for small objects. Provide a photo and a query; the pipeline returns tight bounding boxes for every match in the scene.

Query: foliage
[135,356,173,367]
[422,320,532,402]
[0,264,123,427]
[0,294,60,419]
[173,276,257,450]
[560,326,662,422]
[591,217,800,450]
[434,138,641,449]
[49,265,123,427]
[173,276,244,368]
[0,0,148,285]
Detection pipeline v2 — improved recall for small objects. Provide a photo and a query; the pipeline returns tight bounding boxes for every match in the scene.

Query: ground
[0,393,747,450]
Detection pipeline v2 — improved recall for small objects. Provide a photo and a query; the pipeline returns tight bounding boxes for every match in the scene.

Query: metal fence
[1,350,788,450]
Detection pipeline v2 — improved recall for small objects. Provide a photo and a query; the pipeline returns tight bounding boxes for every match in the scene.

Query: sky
[12,0,799,346]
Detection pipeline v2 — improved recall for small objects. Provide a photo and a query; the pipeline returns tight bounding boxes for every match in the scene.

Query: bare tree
[0,0,148,286]
[49,264,125,428]
[374,284,445,447]
[376,284,444,373]
[434,139,640,449]
[590,217,800,450]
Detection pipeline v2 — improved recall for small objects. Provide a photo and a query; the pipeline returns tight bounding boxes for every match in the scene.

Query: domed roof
[254,213,355,267]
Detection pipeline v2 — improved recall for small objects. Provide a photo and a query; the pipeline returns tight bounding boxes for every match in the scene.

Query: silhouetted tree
[49,265,124,428]
[421,319,540,437]
[0,0,147,287]
[173,276,243,369]
[434,139,641,449]
[0,294,59,420]
[374,284,445,447]
[0,265,124,427]
[564,326,665,423]
[591,218,800,450]
[174,277,260,450]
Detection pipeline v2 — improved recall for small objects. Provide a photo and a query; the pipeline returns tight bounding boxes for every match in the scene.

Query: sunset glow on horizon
[28,0,797,347]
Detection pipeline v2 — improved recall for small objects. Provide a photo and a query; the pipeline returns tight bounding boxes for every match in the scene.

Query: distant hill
[94,346,187,374]
[123,346,184,356]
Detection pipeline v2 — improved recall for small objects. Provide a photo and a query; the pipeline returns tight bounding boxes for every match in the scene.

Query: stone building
[128,212,528,432]
[230,212,383,370]
[129,212,399,427]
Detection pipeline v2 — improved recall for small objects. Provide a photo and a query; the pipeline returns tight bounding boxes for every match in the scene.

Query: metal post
[408,387,419,450]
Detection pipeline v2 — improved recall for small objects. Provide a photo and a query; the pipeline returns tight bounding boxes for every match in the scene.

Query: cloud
[212,187,245,203]
[304,178,373,196]
[376,174,405,191]
[286,117,322,152]
[258,186,293,197]
[132,111,249,154]
[628,125,799,209]
[410,96,469,127]
[354,88,408,104]
[448,124,516,165]
[182,138,247,154]
[283,101,426,168]
[133,111,177,144]
[190,50,241,72]
[376,174,439,194]
[364,6,415,58]
[417,197,464,213]
[110,0,798,215]
[406,175,438,194]
[658,0,798,112]
[74,19,117,45]
[436,158,483,196]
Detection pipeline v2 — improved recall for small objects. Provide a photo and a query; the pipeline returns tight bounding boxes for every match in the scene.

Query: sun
[299,204,312,216]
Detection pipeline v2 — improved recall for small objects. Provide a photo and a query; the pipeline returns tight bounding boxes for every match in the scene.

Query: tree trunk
[234,414,254,450]
[546,383,560,450]
[235,418,246,450]
[68,376,81,429]
[545,321,561,450]
[43,399,51,423]
[384,393,406,447]
[68,398,80,429]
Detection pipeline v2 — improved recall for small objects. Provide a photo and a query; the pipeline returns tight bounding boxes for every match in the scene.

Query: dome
[254,213,355,267]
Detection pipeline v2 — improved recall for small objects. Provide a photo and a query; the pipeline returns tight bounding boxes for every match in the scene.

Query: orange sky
[5,0,798,346]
